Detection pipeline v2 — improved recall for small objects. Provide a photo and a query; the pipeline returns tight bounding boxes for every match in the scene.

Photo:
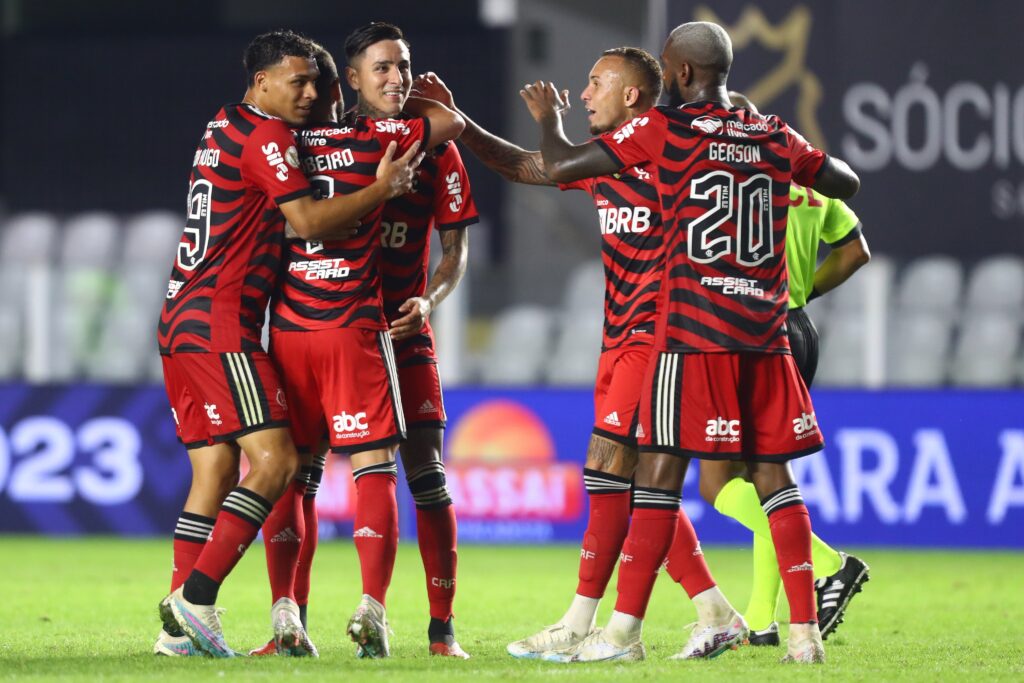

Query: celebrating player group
[156,18,870,665]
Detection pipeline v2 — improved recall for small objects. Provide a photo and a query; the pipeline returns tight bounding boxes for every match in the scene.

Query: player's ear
[330,79,343,107]
[623,85,640,108]
[680,62,694,87]
[254,70,269,92]
[345,65,360,91]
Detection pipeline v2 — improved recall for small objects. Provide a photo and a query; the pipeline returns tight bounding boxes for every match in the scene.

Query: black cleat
[815,552,870,640]
[748,622,780,646]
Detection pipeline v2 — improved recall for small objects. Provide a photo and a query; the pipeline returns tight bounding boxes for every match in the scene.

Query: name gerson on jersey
[270,115,429,333]
[379,139,479,364]
[560,164,663,351]
[158,103,312,354]
[595,103,826,355]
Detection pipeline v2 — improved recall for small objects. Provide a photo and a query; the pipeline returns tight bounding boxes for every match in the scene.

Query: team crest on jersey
[692,116,723,134]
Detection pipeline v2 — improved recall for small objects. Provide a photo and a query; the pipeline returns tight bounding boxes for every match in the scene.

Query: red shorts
[270,327,405,454]
[161,351,289,449]
[397,361,446,429]
[636,351,824,462]
[591,345,653,446]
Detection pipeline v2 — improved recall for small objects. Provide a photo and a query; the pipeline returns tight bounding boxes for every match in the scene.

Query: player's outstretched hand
[519,81,570,123]
[412,72,454,108]
[377,140,424,198]
[390,296,432,340]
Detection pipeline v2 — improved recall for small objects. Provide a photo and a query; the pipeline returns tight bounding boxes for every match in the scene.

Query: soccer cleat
[429,641,471,658]
[541,629,645,663]
[248,639,277,657]
[781,623,825,663]
[272,597,318,657]
[815,552,870,640]
[153,629,202,656]
[668,612,748,660]
[347,595,390,659]
[748,622,780,647]
[161,586,236,658]
[506,624,590,659]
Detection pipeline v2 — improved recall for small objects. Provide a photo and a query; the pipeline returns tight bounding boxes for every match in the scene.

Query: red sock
[764,488,816,623]
[416,505,458,621]
[576,486,631,599]
[613,493,680,618]
[262,479,306,603]
[192,487,272,587]
[664,510,716,598]
[294,494,318,607]
[170,512,214,592]
[353,467,398,605]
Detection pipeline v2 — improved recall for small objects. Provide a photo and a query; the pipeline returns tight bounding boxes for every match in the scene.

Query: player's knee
[405,459,451,509]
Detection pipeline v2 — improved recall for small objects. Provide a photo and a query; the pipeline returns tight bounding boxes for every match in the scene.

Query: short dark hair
[602,47,663,104]
[310,41,344,120]
[243,29,316,86]
[344,22,410,64]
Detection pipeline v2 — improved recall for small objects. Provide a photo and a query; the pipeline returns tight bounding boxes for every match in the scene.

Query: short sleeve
[373,116,430,156]
[821,198,862,246]
[558,177,594,192]
[432,143,479,230]
[781,121,827,187]
[241,119,313,205]
[594,108,668,171]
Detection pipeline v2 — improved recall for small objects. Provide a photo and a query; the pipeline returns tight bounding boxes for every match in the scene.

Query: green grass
[0,537,1021,681]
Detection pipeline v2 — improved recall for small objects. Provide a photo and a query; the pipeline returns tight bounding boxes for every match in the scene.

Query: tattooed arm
[413,72,555,186]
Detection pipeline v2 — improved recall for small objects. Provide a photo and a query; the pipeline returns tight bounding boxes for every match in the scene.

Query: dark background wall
[0,0,507,234]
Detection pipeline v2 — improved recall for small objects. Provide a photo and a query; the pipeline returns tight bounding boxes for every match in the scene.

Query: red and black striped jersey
[594,102,826,354]
[559,164,663,351]
[270,116,429,332]
[380,140,479,364]
[158,103,312,354]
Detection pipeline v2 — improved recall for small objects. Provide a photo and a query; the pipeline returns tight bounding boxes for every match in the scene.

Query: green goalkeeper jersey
[786,185,862,308]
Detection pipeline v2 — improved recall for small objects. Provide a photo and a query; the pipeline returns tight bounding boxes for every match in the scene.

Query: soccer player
[252,41,464,660]
[520,21,860,663]
[155,30,422,658]
[340,21,480,658]
[696,92,872,647]
[413,52,745,661]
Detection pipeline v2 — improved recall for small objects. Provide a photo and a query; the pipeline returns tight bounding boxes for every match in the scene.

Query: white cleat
[272,597,318,657]
[347,595,390,659]
[541,629,645,663]
[507,623,590,659]
[153,629,202,656]
[782,623,826,663]
[161,586,235,658]
[669,612,748,660]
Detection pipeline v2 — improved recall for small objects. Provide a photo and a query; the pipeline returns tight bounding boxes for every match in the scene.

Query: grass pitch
[0,537,1021,681]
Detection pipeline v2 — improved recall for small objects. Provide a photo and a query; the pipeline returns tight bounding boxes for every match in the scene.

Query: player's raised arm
[280,140,422,240]
[520,80,619,183]
[812,156,861,200]
[414,71,555,186]
[401,96,465,149]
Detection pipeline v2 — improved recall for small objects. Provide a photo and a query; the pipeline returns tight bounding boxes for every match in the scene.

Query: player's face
[255,56,320,126]
[580,57,631,135]
[350,39,412,117]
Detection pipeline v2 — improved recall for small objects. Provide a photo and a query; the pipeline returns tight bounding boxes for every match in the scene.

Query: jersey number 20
[688,171,773,267]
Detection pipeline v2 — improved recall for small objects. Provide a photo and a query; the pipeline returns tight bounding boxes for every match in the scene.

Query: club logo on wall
[694,4,826,151]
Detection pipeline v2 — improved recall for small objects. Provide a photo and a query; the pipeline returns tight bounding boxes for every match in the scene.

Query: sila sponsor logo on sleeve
[613,116,650,143]
[261,142,296,181]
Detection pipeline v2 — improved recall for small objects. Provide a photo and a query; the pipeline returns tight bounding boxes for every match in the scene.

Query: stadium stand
[1,210,1023,388]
